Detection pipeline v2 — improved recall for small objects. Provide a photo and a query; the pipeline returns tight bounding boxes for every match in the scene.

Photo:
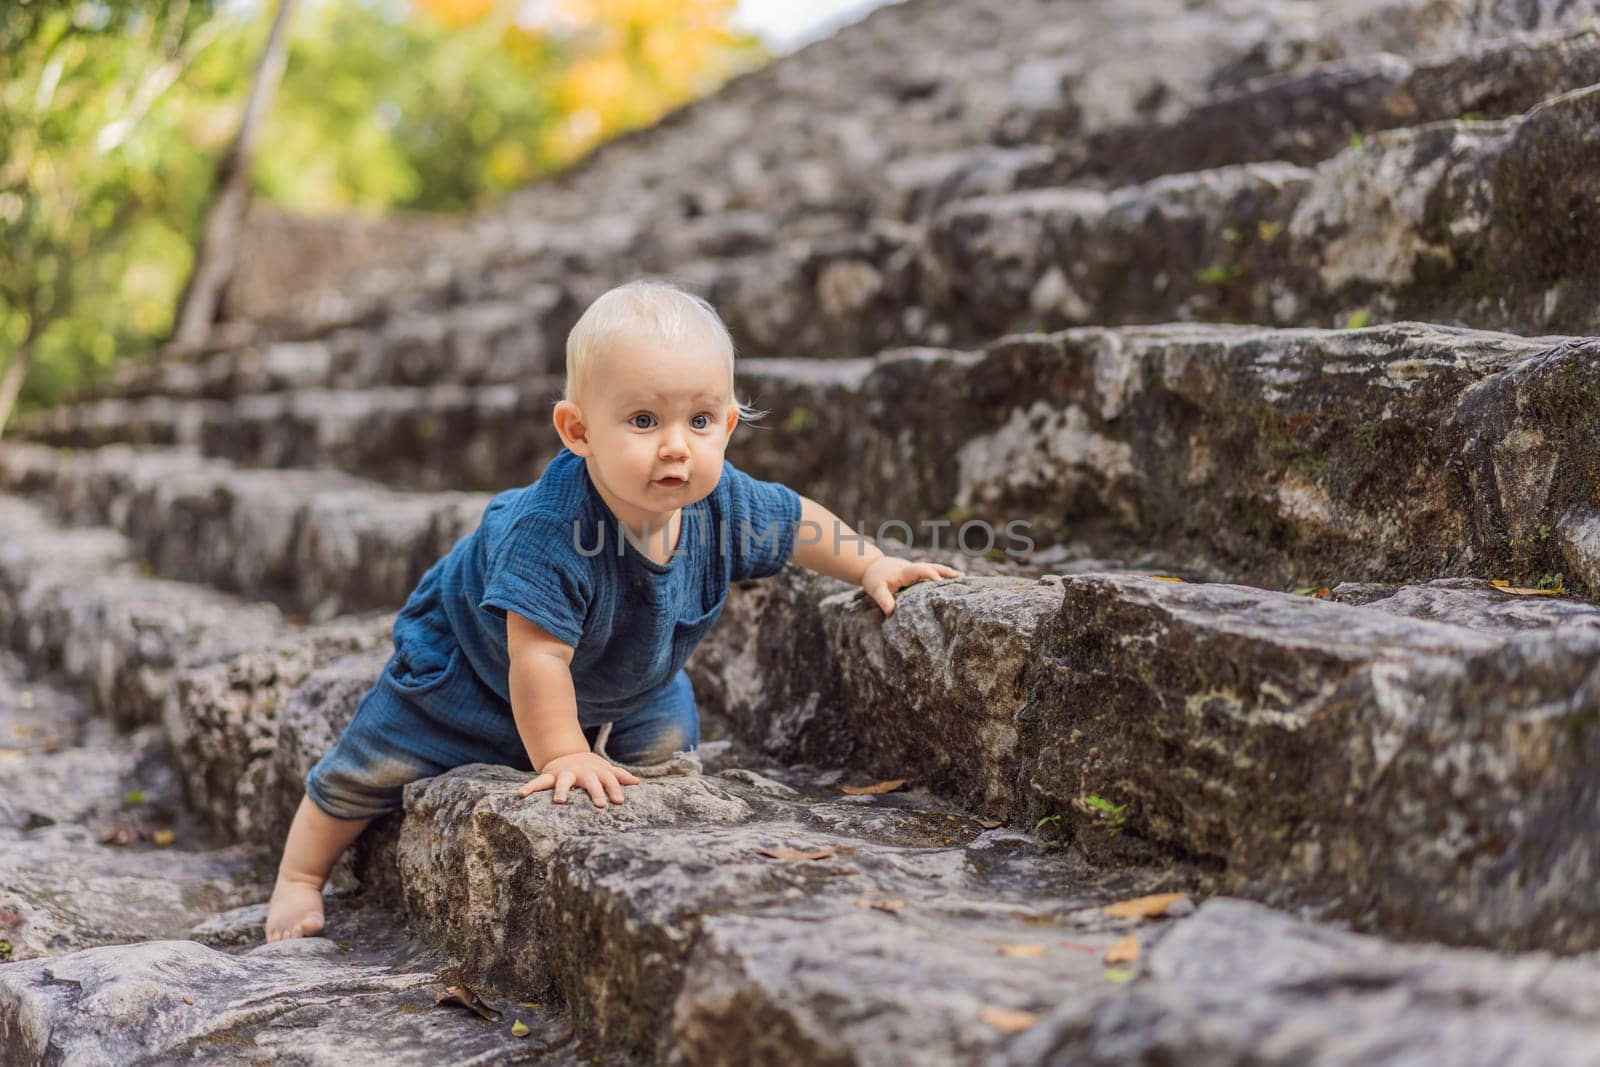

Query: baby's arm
[790,495,960,616]
[507,611,640,808]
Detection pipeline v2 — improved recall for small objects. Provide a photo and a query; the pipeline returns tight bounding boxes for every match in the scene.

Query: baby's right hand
[518,751,641,808]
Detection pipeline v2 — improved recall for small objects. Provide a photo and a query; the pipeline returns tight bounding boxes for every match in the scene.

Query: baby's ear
[553,400,591,454]
[723,403,739,437]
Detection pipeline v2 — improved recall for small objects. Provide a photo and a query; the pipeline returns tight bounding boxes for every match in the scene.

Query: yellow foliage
[402,0,755,172]
[412,0,499,26]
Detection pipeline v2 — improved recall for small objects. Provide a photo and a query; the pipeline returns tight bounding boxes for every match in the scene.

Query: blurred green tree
[0,0,231,433]
[0,0,763,429]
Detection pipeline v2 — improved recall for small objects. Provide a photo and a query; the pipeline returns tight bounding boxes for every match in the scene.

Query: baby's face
[578,332,736,524]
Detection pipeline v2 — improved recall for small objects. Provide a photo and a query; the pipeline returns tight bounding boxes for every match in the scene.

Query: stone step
[143,616,1600,1064]
[1005,24,1600,186]
[0,919,582,1065]
[17,383,564,493]
[0,495,285,729]
[734,326,1600,594]
[0,445,489,621]
[1000,896,1600,1063]
[0,758,269,962]
[263,757,1600,1063]
[0,645,269,962]
[170,621,394,845]
[925,83,1600,341]
[82,286,574,404]
[0,490,384,885]
[14,320,1599,597]
[0,648,86,764]
[700,563,1600,953]
[64,222,913,407]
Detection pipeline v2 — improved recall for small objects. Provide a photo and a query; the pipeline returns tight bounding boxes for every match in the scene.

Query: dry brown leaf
[840,779,906,796]
[1490,581,1562,597]
[1104,935,1141,965]
[856,896,906,915]
[510,1020,531,1038]
[1150,576,1184,583]
[1101,892,1191,920]
[998,943,1047,958]
[1312,587,1332,599]
[1060,940,1099,954]
[182,996,194,1006]
[979,1006,1041,1033]
[758,845,837,861]
[151,829,175,847]
[977,818,1005,829]
[436,983,502,1022]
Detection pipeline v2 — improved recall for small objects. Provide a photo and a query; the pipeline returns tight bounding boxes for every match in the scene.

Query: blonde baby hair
[563,279,766,424]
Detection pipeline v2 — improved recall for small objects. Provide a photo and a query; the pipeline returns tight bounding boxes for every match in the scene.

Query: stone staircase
[5,0,1600,1062]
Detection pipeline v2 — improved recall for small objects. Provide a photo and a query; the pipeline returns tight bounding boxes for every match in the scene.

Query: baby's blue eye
[691,413,711,429]
[629,414,654,429]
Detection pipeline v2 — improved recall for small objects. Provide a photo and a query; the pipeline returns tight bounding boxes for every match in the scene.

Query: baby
[265,279,961,940]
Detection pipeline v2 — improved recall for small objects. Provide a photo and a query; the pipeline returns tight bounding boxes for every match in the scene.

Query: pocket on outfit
[670,599,726,666]
[388,641,462,697]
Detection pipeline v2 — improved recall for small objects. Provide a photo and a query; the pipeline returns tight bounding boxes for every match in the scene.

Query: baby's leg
[600,669,700,766]
[267,678,444,941]
[265,795,371,941]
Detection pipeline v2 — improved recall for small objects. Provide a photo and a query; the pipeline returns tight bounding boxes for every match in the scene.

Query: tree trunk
[169,0,297,352]
[0,337,35,442]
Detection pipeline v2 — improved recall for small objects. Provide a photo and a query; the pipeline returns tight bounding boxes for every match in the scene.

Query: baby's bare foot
[265,876,325,942]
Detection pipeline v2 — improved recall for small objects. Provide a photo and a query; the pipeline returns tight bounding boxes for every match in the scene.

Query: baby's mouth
[654,476,687,487]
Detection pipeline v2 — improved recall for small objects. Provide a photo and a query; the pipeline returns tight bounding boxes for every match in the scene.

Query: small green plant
[1349,132,1366,150]
[1343,308,1371,329]
[1195,264,1236,286]
[1034,813,1064,833]
[1537,523,1553,541]
[1538,572,1565,592]
[1078,794,1129,836]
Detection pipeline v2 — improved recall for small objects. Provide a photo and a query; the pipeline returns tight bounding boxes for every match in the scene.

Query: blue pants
[305,655,699,821]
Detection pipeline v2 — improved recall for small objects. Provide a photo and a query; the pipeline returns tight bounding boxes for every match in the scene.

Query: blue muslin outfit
[305,447,802,819]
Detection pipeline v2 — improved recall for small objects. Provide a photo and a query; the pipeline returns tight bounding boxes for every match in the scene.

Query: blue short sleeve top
[390,447,803,726]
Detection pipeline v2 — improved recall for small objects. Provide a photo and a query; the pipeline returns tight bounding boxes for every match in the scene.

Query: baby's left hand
[861,556,962,616]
